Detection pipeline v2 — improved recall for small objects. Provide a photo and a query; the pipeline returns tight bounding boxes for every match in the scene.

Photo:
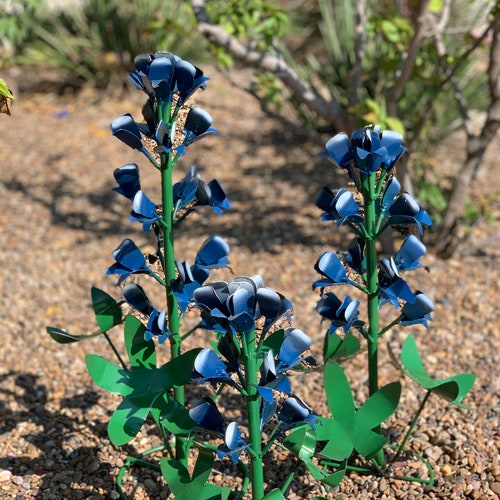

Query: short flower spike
[189,397,225,435]
[217,422,249,464]
[130,191,161,231]
[111,114,143,150]
[106,238,151,284]
[112,163,141,201]
[400,291,434,327]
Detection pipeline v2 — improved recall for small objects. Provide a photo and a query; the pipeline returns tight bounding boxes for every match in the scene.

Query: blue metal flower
[111,114,143,150]
[400,291,434,327]
[278,396,317,429]
[112,163,141,201]
[324,127,405,175]
[277,327,312,371]
[145,308,171,344]
[388,192,432,235]
[315,187,362,227]
[121,282,154,315]
[193,348,234,386]
[217,422,249,464]
[394,235,427,272]
[378,257,415,308]
[343,237,366,275]
[106,238,151,284]
[257,350,292,403]
[177,107,217,154]
[195,235,230,269]
[189,397,225,435]
[312,252,355,290]
[130,191,161,231]
[315,292,363,333]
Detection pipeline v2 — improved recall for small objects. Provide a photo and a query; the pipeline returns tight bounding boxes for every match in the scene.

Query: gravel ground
[0,66,499,499]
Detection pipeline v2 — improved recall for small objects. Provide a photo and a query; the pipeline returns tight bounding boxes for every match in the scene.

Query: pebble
[490,482,500,495]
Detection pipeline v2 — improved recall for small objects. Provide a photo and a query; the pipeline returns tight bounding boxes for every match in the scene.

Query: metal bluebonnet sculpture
[313,126,475,484]
[47,51,476,499]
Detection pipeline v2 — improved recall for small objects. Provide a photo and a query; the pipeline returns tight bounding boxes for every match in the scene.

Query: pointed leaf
[263,490,286,500]
[151,393,196,437]
[283,425,316,460]
[355,382,401,430]
[323,332,360,362]
[91,287,122,332]
[315,416,353,461]
[46,326,102,344]
[124,315,156,369]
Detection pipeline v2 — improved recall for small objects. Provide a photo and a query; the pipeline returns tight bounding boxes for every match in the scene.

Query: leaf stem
[102,331,128,370]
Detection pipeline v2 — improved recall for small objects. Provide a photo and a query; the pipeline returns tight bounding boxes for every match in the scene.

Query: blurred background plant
[1,0,498,256]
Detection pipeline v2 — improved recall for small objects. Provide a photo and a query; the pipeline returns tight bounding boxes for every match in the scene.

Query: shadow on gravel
[0,371,120,498]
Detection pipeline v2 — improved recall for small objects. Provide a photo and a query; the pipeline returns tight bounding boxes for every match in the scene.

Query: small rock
[0,470,12,483]
[490,482,500,495]
[441,464,453,476]
[379,477,388,492]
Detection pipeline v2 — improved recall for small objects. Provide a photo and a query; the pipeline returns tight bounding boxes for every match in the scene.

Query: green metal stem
[390,390,432,465]
[242,329,265,500]
[102,331,128,370]
[363,172,384,469]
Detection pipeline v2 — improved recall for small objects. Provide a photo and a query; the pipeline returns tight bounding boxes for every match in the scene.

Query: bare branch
[348,0,368,108]
[190,0,348,131]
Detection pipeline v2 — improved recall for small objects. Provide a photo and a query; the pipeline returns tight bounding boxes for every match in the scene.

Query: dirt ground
[0,65,499,499]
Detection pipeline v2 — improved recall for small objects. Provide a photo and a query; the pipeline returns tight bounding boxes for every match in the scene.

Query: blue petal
[395,235,426,272]
[189,397,225,434]
[130,191,161,231]
[112,163,141,201]
[313,252,348,288]
[121,283,153,315]
[111,114,143,150]
[324,133,353,168]
[278,328,311,368]
[195,235,230,269]
[401,291,434,327]
[194,348,231,379]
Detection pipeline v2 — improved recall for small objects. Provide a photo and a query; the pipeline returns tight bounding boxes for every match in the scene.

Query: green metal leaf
[108,393,157,446]
[261,328,285,353]
[124,315,156,369]
[157,348,202,388]
[85,354,133,396]
[150,393,196,437]
[91,287,122,332]
[263,490,286,500]
[160,453,231,499]
[318,361,401,460]
[401,335,476,408]
[46,326,102,343]
[323,332,360,362]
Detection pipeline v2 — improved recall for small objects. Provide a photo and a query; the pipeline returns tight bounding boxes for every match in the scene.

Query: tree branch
[190,0,348,131]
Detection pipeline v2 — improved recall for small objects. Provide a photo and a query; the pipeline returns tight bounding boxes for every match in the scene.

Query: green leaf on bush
[46,326,102,343]
[123,315,156,369]
[401,335,475,408]
[150,392,196,437]
[262,490,286,500]
[91,286,122,332]
[160,449,231,499]
[323,332,360,363]
[316,361,401,460]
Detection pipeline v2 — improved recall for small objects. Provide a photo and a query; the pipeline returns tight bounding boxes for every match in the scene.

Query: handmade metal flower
[315,292,362,334]
[343,237,366,275]
[130,191,161,231]
[189,397,225,435]
[193,347,234,386]
[217,422,249,464]
[121,282,154,316]
[257,350,292,404]
[145,308,171,344]
[400,291,434,327]
[378,257,415,308]
[278,396,317,429]
[324,127,405,175]
[112,163,141,201]
[195,235,230,269]
[176,108,217,155]
[394,235,427,272]
[312,251,356,290]
[106,238,152,284]
[111,114,143,150]
[387,192,432,235]
[315,187,362,227]
[192,276,290,336]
